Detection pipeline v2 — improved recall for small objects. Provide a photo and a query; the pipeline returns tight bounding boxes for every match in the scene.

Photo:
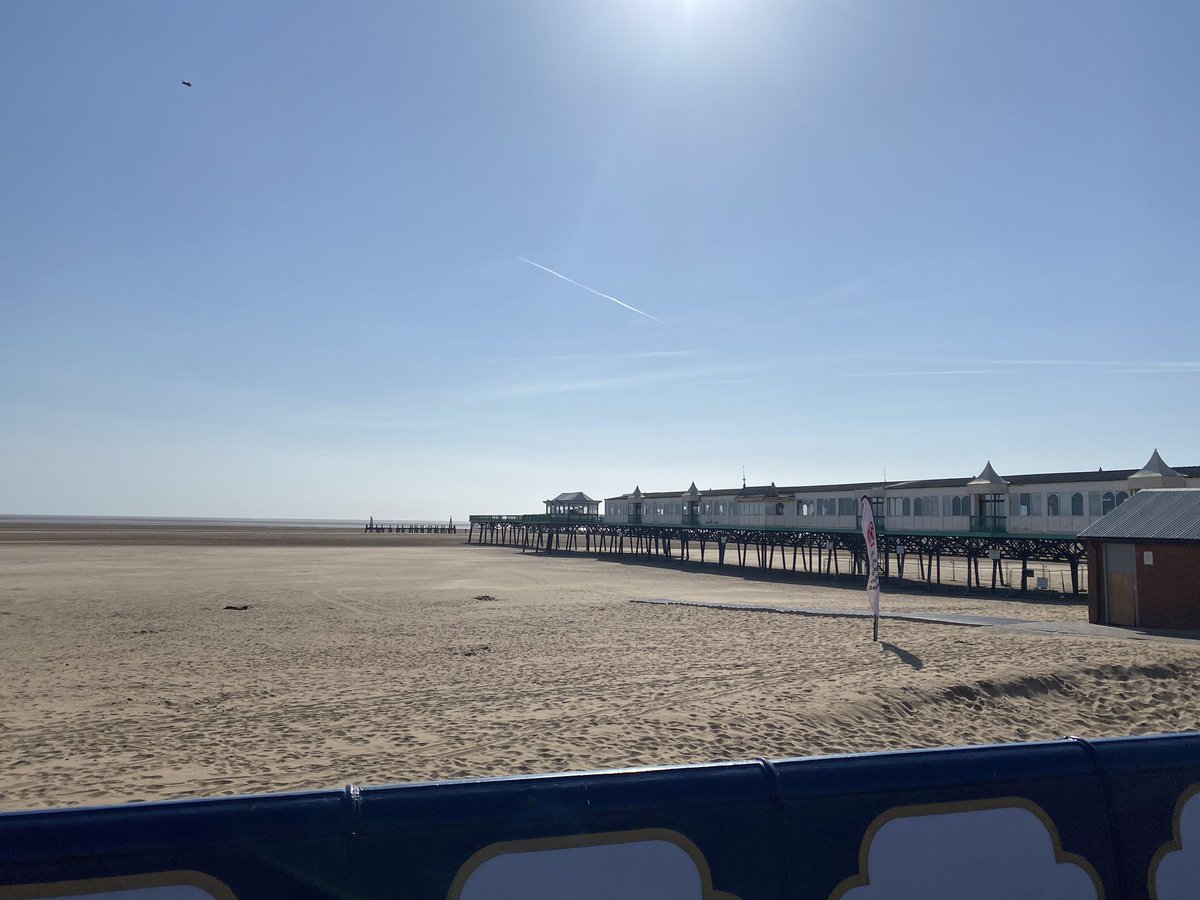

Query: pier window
[930,496,939,516]
[1102,492,1116,515]
[913,497,923,516]
[1071,492,1084,516]
[902,498,911,516]
[1047,493,1060,516]
[837,498,855,516]
[1018,493,1042,516]
[950,496,960,517]
[1116,491,1129,506]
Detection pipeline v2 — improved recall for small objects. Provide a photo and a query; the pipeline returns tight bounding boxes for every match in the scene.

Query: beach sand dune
[2,532,1198,811]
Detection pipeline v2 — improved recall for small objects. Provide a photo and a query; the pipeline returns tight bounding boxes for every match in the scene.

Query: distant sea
[0,515,457,528]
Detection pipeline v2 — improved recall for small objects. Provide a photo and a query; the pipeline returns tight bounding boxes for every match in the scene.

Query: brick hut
[1079,488,1200,630]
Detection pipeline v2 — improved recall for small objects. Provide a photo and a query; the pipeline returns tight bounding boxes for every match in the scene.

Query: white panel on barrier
[1,872,234,900]
[1151,784,1200,900]
[449,829,741,900]
[831,799,1103,900]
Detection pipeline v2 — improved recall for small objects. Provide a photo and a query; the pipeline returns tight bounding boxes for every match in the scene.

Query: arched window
[914,497,924,516]
[1102,492,1116,515]
[902,498,911,516]
[952,496,961,517]
[774,502,784,516]
[1071,492,1084,516]
[1116,491,1129,506]
[1047,493,1060,516]
[962,495,972,516]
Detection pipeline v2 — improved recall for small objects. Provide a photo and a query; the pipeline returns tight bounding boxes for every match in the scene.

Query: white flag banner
[860,496,881,619]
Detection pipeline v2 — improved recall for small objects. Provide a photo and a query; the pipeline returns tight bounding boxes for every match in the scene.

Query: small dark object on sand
[474,594,498,602]
[223,604,250,611]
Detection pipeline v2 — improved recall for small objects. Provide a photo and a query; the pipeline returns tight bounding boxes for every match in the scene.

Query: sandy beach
[2,524,1199,812]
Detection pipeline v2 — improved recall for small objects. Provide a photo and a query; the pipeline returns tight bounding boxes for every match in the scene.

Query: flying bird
[181,80,192,88]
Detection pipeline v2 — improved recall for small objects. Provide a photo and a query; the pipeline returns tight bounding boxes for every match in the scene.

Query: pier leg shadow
[881,642,923,670]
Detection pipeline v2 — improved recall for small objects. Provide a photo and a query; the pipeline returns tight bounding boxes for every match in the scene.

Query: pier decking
[466,515,1087,595]
[364,522,458,534]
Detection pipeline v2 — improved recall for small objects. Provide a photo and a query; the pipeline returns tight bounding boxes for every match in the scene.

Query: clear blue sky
[3,1,1198,519]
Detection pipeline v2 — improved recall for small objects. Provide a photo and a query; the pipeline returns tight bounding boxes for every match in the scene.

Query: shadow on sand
[881,641,924,670]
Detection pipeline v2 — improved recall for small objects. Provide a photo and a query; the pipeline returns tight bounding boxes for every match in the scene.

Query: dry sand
[2,525,1199,812]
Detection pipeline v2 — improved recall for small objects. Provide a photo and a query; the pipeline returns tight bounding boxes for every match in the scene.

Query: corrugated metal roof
[1078,489,1200,542]
[549,492,597,504]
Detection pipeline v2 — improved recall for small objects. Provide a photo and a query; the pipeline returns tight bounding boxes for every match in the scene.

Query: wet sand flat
[2,526,1198,811]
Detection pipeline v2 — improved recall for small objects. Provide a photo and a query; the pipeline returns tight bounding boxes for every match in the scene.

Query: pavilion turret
[967,462,1008,533]
[543,492,599,519]
[682,482,701,525]
[1128,450,1187,490]
[968,461,1008,492]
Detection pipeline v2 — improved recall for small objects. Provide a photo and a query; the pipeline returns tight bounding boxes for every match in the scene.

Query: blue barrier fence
[1,732,1198,899]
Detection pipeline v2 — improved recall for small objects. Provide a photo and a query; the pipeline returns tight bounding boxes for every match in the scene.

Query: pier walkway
[467,515,1087,595]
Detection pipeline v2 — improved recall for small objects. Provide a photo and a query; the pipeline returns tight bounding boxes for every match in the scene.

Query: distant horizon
[2,445,1194,522]
[0,513,462,526]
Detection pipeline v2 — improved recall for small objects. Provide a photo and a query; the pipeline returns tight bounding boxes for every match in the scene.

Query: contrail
[519,257,661,322]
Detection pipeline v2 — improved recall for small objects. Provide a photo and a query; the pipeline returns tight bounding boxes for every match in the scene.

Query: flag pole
[860,495,882,643]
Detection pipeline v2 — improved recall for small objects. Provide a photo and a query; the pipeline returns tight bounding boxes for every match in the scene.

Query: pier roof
[604,464,1200,502]
[548,492,597,504]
